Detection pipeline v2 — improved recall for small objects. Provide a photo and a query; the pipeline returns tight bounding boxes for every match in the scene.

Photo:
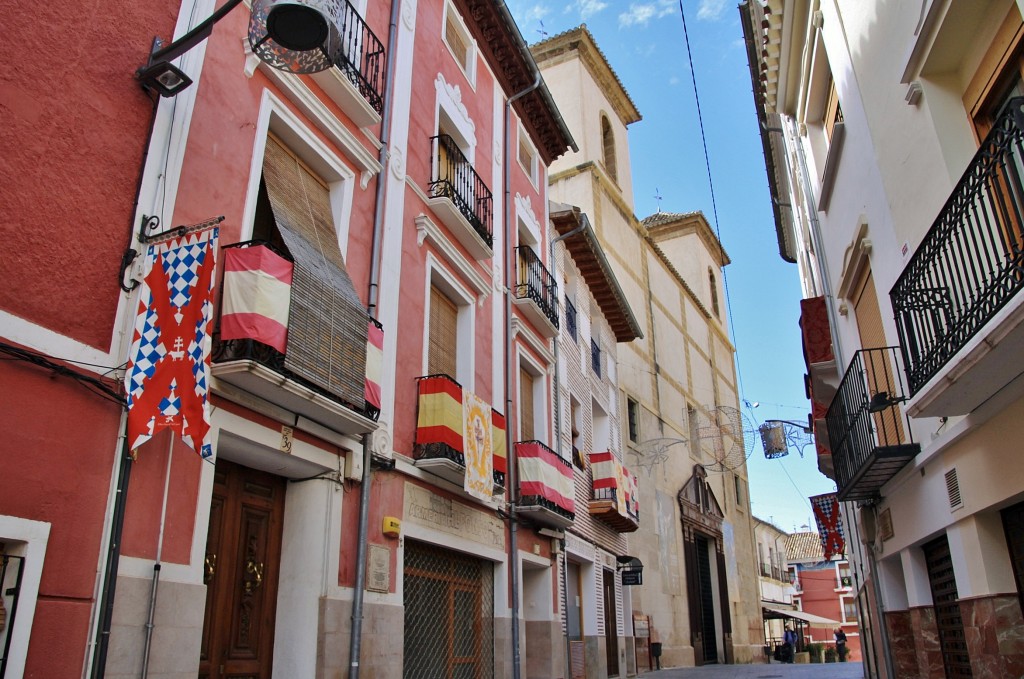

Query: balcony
[516,441,575,530]
[826,347,920,502]
[892,97,1024,417]
[250,0,385,129]
[588,452,639,533]
[211,242,378,436]
[514,246,559,338]
[413,374,507,495]
[428,134,493,260]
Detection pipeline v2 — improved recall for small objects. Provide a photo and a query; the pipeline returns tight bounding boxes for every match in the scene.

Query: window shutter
[261,135,367,408]
[446,13,469,70]
[428,286,458,377]
[520,367,535,441]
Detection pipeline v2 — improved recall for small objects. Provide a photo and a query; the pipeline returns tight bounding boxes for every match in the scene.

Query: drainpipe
[549,211,585,679]
[505,70,542,679]
[349,2,400,677]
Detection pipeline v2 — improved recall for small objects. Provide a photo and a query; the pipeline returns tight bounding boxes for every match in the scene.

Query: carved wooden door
[199,460,285,679]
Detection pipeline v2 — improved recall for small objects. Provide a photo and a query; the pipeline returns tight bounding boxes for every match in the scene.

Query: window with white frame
[842,596,858,623]
[518,354,546,444]
[518,125,538,186]
[443,1,476,85]
[425,260,475,388]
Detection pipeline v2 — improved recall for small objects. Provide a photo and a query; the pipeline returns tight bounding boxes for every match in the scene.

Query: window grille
[403,541,494,679]
[565,296,577,342]
[591,338,601,377]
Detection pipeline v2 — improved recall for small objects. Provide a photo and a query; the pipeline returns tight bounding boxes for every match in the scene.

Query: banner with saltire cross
[125,227,220,458]
[810,492,846,560]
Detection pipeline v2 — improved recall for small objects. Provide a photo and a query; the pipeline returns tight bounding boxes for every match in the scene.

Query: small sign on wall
[878,507,894,542]
[367,544,390,593]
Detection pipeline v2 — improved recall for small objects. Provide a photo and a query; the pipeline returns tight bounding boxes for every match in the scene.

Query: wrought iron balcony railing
[515,246,559,328]
[332,0,386,114]
[516,440,575,526]
[825,347,920,501]
[429,134,493,247]
[212,241,379,422]
[892,97,1024,397]
[413,374,506,490]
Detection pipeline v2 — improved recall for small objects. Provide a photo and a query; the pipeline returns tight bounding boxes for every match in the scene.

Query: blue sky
[508,0,837,532]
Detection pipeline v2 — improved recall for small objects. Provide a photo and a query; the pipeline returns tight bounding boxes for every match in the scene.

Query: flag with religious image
[125,227,220,458]
[810,492,846,559]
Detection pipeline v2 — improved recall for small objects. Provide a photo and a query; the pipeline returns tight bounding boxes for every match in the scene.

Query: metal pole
[505,70,542,679]
[350,1,400,675]
[89,437,134,679]
[141,436,175,677]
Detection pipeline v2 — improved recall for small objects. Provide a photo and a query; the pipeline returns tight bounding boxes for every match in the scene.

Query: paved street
[644,661,865,679]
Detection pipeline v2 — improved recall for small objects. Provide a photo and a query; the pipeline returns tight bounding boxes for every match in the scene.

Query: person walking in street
[782,626,797,663]
[834,627,848,662]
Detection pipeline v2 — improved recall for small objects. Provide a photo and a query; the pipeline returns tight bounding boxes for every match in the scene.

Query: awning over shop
[763,605,840,626]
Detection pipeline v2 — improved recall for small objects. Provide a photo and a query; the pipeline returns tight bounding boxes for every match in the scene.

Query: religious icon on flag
[125,227,219,458]
[810,492,846,560]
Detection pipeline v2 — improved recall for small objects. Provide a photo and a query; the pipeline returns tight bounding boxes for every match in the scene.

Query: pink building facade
[0,0,638,677]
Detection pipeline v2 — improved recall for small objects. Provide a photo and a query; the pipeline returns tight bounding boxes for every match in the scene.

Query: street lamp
[759,419,813,459]
[137,0,345,97]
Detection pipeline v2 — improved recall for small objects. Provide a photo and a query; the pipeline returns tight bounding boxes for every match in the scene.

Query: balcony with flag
[515,441,575,530]
[825,347,920,502]
[211,241,381,437]
[891,97,1024,418]
[800,296,840,479]
[427,134,494,260]
[514,245,559,338]
[588,451,639,533]
[413,374,507,500]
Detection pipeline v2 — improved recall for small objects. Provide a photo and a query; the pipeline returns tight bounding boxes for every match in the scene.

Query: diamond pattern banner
[125,227,219,458]
[810,492,846,560]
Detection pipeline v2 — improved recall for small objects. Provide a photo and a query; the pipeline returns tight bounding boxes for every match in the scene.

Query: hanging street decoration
[810,492,846,560]
[125,226,220,458]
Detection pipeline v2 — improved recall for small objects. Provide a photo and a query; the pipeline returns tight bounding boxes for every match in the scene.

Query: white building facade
[742,1,1024,677]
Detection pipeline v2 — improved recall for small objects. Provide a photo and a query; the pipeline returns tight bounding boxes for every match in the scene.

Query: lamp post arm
[148,0,245,65]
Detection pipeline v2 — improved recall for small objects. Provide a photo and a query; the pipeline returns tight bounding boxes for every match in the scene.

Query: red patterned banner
[125,227,219,458]
[811,492,846,560]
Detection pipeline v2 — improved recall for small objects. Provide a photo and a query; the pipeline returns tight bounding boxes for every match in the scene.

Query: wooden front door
[199,460,286,679]
[924,535,972,678]
[602,569,619,677]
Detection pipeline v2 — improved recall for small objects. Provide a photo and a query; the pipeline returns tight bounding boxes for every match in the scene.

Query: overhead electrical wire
[675,0,748,403]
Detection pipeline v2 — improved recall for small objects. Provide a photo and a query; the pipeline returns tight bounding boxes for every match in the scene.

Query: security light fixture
[136,0,343,97]
[868,391,903,413]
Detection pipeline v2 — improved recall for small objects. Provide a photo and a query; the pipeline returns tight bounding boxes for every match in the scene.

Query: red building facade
[787,532,863,662]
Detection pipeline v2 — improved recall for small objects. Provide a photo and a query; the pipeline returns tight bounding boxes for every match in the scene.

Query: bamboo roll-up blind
[262,135,367,408]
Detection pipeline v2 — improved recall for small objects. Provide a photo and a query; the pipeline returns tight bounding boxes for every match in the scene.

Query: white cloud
[669,75,680,85]
[697,0,727,21]
[577,0,609,18]
[618,0,675,28]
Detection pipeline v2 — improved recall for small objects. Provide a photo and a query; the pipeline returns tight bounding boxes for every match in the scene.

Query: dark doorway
[923,535,972,677]
[603,569,619,676]
[696,536,718,664]
[1003,501,1024,613]
[199,459,286,679]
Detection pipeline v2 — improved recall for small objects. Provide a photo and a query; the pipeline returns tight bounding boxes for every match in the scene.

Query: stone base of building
[885,595,1024,679]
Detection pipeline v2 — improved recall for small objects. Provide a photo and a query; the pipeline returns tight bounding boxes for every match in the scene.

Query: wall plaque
[367,544,390,593]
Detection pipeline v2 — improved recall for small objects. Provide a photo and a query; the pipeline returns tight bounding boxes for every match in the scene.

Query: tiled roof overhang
[457,0,578,164]
[550,202,643,343]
